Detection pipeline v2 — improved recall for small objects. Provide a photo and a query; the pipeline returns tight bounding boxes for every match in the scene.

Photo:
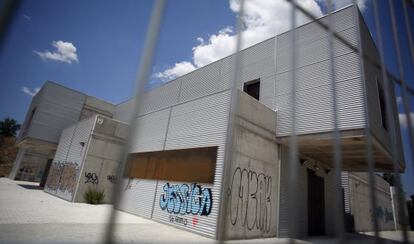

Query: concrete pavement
[0,177,412,243]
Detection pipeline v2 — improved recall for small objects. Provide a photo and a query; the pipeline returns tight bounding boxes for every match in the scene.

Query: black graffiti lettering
[107,175,117,184]
[228,167,272,233]
[84,172,99,184]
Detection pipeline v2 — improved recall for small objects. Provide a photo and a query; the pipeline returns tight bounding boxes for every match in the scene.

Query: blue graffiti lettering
[159,183,212,216]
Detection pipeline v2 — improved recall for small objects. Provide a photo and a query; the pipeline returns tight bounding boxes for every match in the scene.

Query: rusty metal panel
[126,147,217,183]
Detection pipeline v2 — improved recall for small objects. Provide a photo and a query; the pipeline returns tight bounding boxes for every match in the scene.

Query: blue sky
[0,0,413,195]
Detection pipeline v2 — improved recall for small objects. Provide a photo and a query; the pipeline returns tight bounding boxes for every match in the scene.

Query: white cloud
[399,112,414,129]
[34,40,78,64]
[21,86,40,97]
[319,0,369,12]
[22,14,32,21]
[154,61,196,82]
[154,0,323,82]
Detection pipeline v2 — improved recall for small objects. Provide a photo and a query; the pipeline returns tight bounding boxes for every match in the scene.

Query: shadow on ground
[17,184,42,190]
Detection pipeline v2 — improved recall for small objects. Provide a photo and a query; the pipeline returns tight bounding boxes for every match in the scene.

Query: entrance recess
[307,169,325,236]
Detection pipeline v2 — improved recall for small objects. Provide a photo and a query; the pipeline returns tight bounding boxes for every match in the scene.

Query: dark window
[377,81,388,131]
[243,79,260,100]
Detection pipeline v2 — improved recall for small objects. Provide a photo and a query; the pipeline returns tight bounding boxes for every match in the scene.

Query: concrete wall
[74,116,128,203]
[44,115,127,203]
[222,91,279,240]
[346,172,395,231]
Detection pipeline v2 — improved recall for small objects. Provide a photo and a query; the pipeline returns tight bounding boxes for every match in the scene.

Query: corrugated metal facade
[115,5,391,239]
[44,116,96,201]
[119,90,231,238]
[24,82,86,144]
[275,6,365,136]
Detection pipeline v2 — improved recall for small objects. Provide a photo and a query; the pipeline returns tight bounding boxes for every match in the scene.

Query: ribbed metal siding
[341,172,351,213]
[44,116,96,201]
[27,82,86,143]
[277,145,308,238]
[275,6,366,137]
[151,90,231,238]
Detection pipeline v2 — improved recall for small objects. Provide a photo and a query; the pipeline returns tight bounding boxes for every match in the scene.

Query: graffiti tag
[169,214,188,226]
[228,167,272,233]
[84,172,99,184]
[371,206,394,223]
[107,175,117,184]
[159,183,213,216]
[45,161,79,195]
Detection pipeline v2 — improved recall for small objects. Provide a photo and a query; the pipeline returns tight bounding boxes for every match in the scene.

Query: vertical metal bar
[326,1,344,242]
[287,0,299,241]
[103,1,167,243]
[389,0,414,197]
[351,2,380,240]
[402,0,414,76]
[0,0,20,52]
[372,1,409,243]
[389,0,414,176]
[216,0,245,241]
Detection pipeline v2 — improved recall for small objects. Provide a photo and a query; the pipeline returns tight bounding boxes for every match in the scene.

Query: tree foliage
[0,117,21,137]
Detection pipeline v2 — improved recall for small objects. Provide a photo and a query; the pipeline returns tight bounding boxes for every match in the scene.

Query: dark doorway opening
[39,159,53,188]
[243,79,260,100]
[307,169,325,236]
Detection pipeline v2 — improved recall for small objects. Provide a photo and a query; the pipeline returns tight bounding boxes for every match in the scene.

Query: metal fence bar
[103,1,167,243]
[402,0,414,76]
[286,0,299,241]
[372,1,409,243]
[216,0,245,241]
[326,0,345,242]
[351,1,380,241]
[0,0,20,52]
[389,0,414,191]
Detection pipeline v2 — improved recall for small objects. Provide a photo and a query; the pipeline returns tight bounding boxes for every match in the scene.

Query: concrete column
[8,148,26,180]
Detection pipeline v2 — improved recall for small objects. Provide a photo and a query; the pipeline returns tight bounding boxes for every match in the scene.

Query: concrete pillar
[9,148,26,180]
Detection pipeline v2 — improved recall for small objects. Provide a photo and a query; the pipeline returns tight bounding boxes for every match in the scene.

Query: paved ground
[0,177,412,243]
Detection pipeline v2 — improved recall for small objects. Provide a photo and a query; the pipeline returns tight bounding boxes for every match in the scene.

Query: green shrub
[84,188,105,204]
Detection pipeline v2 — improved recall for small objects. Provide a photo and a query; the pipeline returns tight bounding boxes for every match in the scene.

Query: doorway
[307,169,325,236]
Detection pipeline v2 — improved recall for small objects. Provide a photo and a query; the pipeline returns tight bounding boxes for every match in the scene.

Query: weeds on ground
[84,188,105,204]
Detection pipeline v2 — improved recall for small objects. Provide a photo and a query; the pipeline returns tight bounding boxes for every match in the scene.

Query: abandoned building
[10,5,406,240]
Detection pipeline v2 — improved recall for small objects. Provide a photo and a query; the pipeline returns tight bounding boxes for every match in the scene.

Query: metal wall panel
[130,109,170,153]
[140,80,181,115]
[118,178,158,219]
[26,82,86,143]
[275,6,365,137]
[151,90,231,238]
[277,145,308,237]
[44,116,96,201]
